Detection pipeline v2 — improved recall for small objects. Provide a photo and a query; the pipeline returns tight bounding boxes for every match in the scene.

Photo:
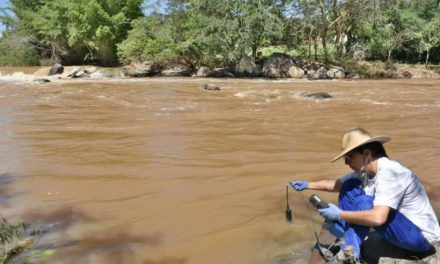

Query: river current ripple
[0,75,440,263]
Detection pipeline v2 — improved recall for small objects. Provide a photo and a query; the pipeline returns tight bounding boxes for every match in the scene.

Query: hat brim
[331,136,391,162]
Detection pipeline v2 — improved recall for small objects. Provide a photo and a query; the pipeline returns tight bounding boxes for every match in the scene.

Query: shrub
[0,33,39,66]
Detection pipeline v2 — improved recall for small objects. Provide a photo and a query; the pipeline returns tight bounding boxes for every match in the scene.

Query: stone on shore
[327,66,346,79]
[49,63,64,76]
[235,56,260,77]
[161,64,193,77]
[206,68,235,78]
[124,61,162,77]
[196,66,210,77]
[288,66,305,78]
[262,53,297,78]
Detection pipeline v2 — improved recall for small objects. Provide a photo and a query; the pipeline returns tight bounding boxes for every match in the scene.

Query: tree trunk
[308,28,313,58]
[308,38,312,58]
[331,0,340,56]
[313,36,318,60]
[387,49,392,62]
[425,50,430,65]
[322,27,328,57]
[318,0,328,58]
[252,45,257,61]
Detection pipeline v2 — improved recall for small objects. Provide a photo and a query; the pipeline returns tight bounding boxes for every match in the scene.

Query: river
[0,71,439,263]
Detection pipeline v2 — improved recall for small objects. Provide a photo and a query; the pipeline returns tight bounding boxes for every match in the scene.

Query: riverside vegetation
[0,0,439,78]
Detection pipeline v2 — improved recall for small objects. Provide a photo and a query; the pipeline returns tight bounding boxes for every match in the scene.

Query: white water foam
[0,72,32,82]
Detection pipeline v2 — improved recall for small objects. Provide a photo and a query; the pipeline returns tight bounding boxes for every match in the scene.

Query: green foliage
[0,32,39,66]
[188,0,285,64]
[118,0,286,67]
[117,16,178,64]
[4,0,440,66]
[10,0,143,65]
[0,217,26,263]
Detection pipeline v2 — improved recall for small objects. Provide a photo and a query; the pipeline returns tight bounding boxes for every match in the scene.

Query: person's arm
[308,179,342,192]
[341,205,390,226]
[319,203,391,226]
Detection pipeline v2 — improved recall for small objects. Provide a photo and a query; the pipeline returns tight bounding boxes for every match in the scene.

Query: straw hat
[331,128,391,162]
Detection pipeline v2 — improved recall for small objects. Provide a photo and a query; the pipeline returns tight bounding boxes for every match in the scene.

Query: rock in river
[301,92,332,100]
[203,84,221,91]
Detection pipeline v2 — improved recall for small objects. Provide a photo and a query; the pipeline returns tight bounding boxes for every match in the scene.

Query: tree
[10,0,143,65]
[367,6,423,62]
[117,15,177,64]
[421,14,440,64]
[186,0,285,64]
[0,31,39,66]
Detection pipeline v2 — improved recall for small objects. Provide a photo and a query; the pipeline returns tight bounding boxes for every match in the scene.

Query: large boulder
[161,64,193,77]
[62,66,96,78]
[49,63,64,76]
[196,66,210,77]
[90,68,125,78]
[235,56,259,77]
[289,66,305,78]
[206,68,235,78]
[124,61,163,77]
[307,67,328,80]
[326,66,346,79]
[262,53,297,78]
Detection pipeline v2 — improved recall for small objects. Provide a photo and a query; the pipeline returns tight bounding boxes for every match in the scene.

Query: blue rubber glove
[318,203,342,221]
[288,180,309,191]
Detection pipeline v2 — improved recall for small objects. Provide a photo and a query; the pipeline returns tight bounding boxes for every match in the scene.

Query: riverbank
[1,59,439,83]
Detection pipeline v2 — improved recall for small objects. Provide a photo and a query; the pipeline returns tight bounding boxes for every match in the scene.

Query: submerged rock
[202,84,220,91]
[33,78,51,84]
[301,92,332,100]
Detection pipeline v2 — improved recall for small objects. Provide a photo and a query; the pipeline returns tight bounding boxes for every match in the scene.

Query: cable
[300,192,337,260]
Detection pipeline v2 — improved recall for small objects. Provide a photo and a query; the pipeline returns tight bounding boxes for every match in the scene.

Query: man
[289,128,440,260]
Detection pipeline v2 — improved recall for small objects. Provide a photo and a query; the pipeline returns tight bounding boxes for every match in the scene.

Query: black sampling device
[309,194,329,209]
[285,185,292,222]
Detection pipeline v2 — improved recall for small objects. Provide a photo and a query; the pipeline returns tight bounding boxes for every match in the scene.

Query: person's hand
[288,181,309,191]
[318,203,342,221]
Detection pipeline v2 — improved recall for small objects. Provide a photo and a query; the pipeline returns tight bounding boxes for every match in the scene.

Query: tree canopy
[1,0,440,66]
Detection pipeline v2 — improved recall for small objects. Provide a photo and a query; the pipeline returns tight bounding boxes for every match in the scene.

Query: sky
[0,0,9,36]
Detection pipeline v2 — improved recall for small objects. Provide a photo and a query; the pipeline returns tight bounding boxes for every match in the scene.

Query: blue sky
[0,0,9,36]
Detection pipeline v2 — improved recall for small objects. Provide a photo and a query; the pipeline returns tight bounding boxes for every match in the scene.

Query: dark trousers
[337,178,433,257]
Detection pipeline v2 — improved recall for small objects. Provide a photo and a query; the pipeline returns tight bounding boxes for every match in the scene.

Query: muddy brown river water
[0,72,440,264]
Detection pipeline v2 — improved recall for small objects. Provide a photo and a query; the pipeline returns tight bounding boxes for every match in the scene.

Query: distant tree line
[0,0,439,67]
